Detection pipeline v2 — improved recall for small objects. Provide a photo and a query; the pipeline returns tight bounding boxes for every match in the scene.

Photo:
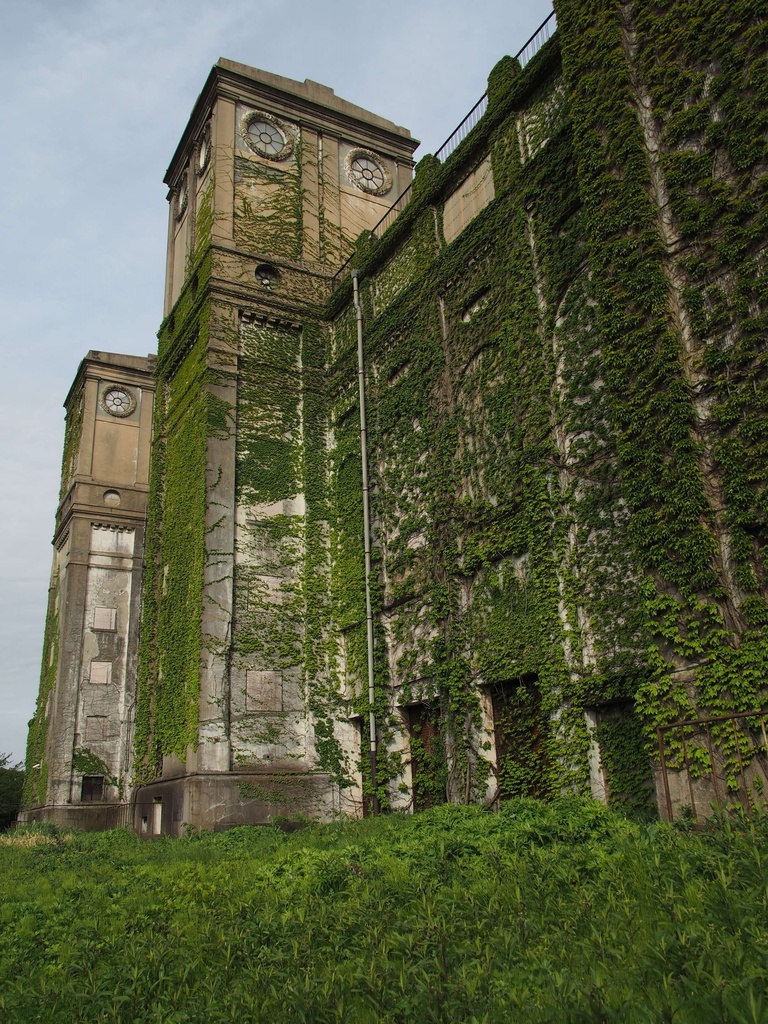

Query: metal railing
[516,8,558,69]
[657,709,768,821]
[331,7,557,288]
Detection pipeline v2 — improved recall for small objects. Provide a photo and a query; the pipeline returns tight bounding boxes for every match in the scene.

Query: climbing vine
[23,572,59,807]
[130,3,767,822]
[135,251,212,778]
[556,0,768,785]
[322,36,656,814]
[235,141,304,259]
[71,748,122,798]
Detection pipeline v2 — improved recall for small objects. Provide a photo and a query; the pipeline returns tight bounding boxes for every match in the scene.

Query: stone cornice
[53,503,148,549]
[63,353,156,412]
[164,62,418,188]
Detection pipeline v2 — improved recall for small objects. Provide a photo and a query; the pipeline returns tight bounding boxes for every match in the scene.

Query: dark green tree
[0,754,24,829]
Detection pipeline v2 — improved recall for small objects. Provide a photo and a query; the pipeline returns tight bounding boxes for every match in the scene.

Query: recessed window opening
[255,263,279,288]
[461,288,491,322]
[81,776,104,802]
[488,675,550,801]
[405,703,445,813]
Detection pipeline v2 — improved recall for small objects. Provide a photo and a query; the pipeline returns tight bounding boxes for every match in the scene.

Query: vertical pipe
[680,725,698,821]
[732,719,751,817]
[351,270,379,815]
[704,724,723,815]
[658,726,673,822]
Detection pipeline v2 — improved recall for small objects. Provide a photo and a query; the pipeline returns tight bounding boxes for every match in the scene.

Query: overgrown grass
[1,799,767,1022]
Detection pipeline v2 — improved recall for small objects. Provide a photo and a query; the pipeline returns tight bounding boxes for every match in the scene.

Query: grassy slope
[1,799,767,1023]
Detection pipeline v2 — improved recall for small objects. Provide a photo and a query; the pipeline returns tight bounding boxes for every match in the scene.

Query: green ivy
[557,0,768,780]
[132,3,768,820]
[71,748,122,798]
[59,390,83,500]
[22,573,59,807]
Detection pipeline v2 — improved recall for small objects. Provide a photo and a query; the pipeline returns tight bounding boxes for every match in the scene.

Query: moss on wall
[23,573,59,807]
[59,391,83,500]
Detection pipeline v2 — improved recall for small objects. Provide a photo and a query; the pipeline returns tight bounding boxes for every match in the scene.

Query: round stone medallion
[100,385,136,418]
[345,148,392,196]
[241,111,293,161]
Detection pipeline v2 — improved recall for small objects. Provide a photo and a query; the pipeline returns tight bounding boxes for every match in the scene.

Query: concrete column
[195,301,239,772]
[212,97,236,245]
[301,128,321,263]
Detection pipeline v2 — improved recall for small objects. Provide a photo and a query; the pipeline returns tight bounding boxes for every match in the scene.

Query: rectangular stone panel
[443,156,495,244]
[92,606,117,631]
[85,715,107,741]
[246,670,283,712]
[89,661,112,686]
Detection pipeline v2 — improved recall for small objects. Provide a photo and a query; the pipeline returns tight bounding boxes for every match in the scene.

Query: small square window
[89,661,112,685]
[81,776,104,802]
[93,607,117,631]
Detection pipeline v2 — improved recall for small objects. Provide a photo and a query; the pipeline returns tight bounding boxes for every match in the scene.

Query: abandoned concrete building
[22,0,768,832]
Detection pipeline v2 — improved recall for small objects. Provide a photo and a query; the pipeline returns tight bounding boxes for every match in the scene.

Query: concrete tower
[132,62,417,832]
[23,352,155,827]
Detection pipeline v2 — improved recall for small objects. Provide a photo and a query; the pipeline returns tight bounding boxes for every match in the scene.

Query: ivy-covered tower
[25,1,768,832]
[132,62,417,832]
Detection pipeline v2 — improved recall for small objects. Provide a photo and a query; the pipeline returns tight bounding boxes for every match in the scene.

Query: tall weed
[1,801,767,1022]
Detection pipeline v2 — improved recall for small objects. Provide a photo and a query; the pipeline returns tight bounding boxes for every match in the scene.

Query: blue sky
[0,0,553,763]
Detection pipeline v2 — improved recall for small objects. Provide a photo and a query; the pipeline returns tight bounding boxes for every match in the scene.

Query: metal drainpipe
[351,270,379,815]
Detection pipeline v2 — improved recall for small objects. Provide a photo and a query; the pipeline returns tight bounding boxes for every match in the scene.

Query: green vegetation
[326,37,654,810]
[2,800,768,1022]
[0,755,23,830]
[71,749,121,799]
[130,0,767,818]
[557,0,768,775]
[59,388,84,500]
[23,572,59,807]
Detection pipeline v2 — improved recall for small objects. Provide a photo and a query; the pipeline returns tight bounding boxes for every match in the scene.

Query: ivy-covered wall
[234,147,304,259]
[230,319,307,765]
[556,0,768,791]
[59,392,83,501]
[323,0,768,816]
[23,571,60,807]
[134,3,767,823]
[321,41,654,816]
[135,265,211,780]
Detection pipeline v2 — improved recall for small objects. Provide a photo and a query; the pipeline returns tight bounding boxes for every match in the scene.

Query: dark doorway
[405,703,446,811]
[81,776,104,802]
[488,676,551,800]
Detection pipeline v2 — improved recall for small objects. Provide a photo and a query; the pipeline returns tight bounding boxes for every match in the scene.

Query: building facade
[24,0,768,832]
[23,352,155,828]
